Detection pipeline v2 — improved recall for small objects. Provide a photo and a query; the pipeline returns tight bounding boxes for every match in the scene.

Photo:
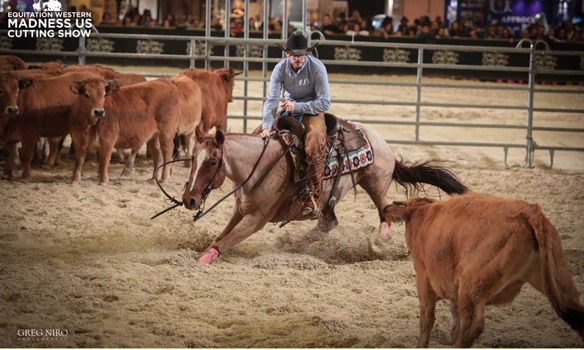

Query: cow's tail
[392,160,469,196]
[528,205,584,340]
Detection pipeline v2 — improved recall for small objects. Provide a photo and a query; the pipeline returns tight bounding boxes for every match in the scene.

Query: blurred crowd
[100,5,584,44]
[1,0,582,44]
[313,10,584,44]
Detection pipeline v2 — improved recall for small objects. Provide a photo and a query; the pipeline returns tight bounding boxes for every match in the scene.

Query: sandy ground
[0,68,583,347]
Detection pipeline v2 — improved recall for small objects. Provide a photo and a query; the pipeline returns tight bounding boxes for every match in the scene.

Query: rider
[260,31,331,215]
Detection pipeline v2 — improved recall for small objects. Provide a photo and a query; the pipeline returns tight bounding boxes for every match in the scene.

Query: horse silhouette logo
[33,0,62,12]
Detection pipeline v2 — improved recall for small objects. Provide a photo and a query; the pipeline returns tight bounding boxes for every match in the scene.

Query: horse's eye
[210,160,217,167]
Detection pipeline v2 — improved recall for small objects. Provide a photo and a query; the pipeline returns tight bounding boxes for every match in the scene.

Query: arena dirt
[0,70,583,347]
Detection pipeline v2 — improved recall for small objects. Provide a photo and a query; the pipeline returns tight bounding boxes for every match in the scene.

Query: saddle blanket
[323,122,374,180]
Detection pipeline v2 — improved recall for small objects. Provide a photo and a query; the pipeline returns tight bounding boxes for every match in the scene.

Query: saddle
[273,113,367,219]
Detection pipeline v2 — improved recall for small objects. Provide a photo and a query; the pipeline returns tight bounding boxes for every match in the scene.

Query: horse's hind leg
[359,170,392,239]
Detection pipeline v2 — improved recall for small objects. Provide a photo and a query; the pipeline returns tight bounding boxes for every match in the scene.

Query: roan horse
[181,126,469,264]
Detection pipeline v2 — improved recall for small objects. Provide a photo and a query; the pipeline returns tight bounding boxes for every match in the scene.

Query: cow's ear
[196,133,205,145]
[215,130,225,147]
[69,81,83,95]
[384,204,406,223]
[105,80,120,96]
[19,79,33,89]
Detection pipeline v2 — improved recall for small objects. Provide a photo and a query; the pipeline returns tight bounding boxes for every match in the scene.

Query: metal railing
[1,0,584,168]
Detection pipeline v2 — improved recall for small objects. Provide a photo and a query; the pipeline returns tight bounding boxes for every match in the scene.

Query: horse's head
[182,130,227,211]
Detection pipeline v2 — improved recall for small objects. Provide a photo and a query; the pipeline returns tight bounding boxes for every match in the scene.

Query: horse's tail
[392,160,469,195]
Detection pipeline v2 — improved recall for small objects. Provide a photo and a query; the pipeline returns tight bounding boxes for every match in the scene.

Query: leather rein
[151,136,272,222]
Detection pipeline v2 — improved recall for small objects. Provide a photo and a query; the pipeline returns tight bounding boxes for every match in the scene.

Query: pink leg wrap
[378,222,390,239]
[198,247,220,264]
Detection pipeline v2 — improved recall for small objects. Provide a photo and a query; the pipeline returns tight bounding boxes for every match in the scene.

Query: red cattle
[384,194,584,347]
[69,78,185,184]
[0,71,101,180]
[64,64,146,86]
[180,68,240,139]
[0,55,26,71]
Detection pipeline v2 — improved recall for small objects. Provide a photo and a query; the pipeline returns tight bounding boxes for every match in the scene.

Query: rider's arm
[294,62,331,115]
[262,61,285,130]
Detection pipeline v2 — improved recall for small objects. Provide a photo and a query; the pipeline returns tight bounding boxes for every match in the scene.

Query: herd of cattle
[1,54,583,347]
[0,54,238,183]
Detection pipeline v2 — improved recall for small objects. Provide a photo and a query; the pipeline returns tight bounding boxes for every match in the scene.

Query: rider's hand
[260,128,270,138]
[281,101,295,113]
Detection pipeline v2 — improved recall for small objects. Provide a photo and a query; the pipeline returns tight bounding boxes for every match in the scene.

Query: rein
[192,136,270,222]
[151,137,271,222]
[150,158,191,220]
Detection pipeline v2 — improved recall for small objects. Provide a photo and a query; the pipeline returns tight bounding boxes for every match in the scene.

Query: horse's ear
[215,130,225,146]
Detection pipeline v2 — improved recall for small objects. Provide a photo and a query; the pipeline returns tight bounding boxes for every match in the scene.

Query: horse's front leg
[198,212,267,264]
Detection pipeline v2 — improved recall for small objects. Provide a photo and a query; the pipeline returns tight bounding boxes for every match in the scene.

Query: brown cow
[169,74,203,164]
[384,194,584,347]
[64,64,146,86]
[0,55,26,71]
[0,70,100,180]
[69,78,183,184]
[181,68,240,139]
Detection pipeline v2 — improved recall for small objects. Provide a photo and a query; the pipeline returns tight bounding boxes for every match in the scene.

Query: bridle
[151,136,271,222]
[189,147,224,221]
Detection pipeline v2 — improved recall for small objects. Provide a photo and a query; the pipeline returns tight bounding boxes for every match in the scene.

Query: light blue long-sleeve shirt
[262,55,331,130]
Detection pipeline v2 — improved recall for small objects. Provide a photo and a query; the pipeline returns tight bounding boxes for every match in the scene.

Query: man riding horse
[259,31,330,217]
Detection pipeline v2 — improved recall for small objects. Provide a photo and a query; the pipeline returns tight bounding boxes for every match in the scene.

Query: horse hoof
[121,168,134,177]
[198,247,220,264]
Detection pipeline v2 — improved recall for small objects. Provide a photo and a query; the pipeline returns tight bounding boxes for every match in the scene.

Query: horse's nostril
[189,199,196,207]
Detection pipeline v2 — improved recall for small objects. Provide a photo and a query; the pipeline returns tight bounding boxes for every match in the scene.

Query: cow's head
[182,130,226,211]
[70,78,119,125]
[39,60,64,74]
[384,197,437,225]
[215,68,242,102]
[0,73,31,119]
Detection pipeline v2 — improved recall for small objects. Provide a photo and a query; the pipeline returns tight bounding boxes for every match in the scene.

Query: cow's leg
[121,147,140,177]
[454,297,486,348]
[3,143,17,178]
[46,137,62,167]
[449,301,460,345]
[20,136,37,182]
[148,137,162,181]
[416,274,438,347]
[183,132,195,168]
[71,134,89,184]
[199,213,268,264]
[359,172,391,239]
[159,133,174,182]
[116,148,126,163]
[97,141,114,184]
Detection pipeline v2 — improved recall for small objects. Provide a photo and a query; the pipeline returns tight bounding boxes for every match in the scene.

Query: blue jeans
[280,110,304,122]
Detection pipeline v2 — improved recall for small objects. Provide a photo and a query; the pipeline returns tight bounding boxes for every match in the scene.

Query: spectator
[350,10,362,23]
[101,12,116,25]
[501,27,514,42]
[418,23,435,43]
[379,17,394,39]
[556,27,567,42]
[122,15,134,26]
[435,27,448,39]
[346,23,369,36]
[162,13,175,27]
[564,21,576,40]
[249,17,257,31]
[141,9,155,27]
[484,25,498,39]
[449,21,463,37]
[396,17,411,36]
[320,14,339,36]
[210,16,222,31]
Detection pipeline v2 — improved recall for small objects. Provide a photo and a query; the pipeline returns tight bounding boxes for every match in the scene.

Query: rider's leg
[302,113,327,211]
